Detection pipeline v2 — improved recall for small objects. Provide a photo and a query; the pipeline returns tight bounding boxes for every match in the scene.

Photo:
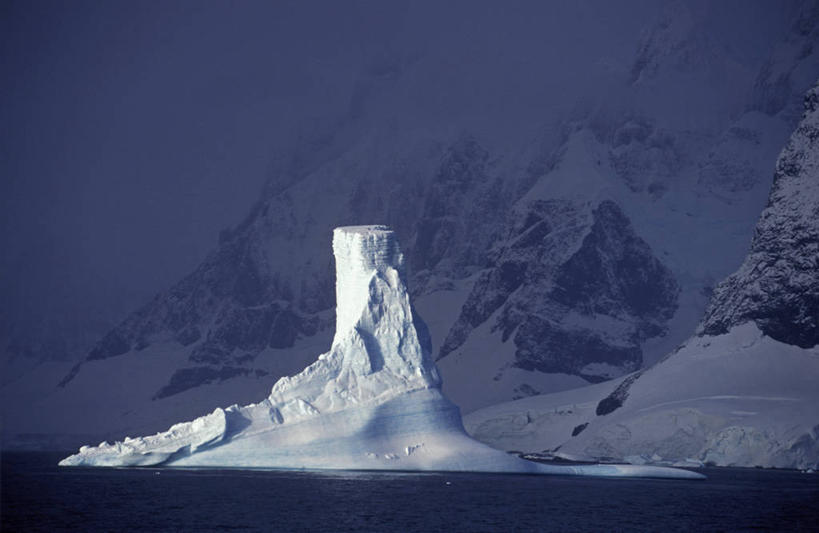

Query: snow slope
[60,227,701,479]
[467,324,819,469]
[465,82,819,470]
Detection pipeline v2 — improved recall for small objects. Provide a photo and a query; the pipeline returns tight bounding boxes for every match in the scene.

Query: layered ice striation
[60,226,701,478]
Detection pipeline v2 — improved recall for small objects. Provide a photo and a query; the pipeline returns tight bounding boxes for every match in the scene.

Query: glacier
[60,226,702,479]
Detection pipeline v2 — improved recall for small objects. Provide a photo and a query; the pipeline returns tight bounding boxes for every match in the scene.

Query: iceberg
[60,226,702,479]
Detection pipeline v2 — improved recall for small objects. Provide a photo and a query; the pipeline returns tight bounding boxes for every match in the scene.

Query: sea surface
[2,452,818,532]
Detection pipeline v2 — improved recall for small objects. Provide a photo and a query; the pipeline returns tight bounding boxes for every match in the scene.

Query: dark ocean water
[2,452,818,532]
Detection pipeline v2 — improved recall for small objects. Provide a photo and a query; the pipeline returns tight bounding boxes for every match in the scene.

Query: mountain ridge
[464,80,819,470]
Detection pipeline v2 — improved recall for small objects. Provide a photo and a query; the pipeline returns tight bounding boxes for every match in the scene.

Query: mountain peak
[700,79,819,348]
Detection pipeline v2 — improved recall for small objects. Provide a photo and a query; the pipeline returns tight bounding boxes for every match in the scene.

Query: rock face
[58,225,323,397]
[411,136,511,278]
[440,199,678,383]
[701,84,819,348]
[59,226,701,479]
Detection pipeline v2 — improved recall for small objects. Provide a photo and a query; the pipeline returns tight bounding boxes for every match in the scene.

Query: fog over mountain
[2,0,817,448]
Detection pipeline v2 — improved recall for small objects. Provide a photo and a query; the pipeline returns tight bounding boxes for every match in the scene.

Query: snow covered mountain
[60,226,702,479]
[465,81,819,470]
[3,1,819,449]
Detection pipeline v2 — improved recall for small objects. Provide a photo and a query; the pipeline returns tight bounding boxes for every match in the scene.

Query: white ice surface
[60,226,701,479]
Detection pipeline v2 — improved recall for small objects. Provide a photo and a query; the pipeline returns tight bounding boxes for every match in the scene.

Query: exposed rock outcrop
[440,199,678,383]
[701,83,819,348]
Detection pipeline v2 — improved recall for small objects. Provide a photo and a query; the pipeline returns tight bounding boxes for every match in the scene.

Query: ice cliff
[60,226,700,478]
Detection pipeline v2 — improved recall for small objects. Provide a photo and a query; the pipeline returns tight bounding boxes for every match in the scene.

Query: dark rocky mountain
[58,216,326,394]
[58,134,521,399]
[464,80,819,470]
[750,1,819,118]
[700,82,819,348]
[439,199,678,382]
